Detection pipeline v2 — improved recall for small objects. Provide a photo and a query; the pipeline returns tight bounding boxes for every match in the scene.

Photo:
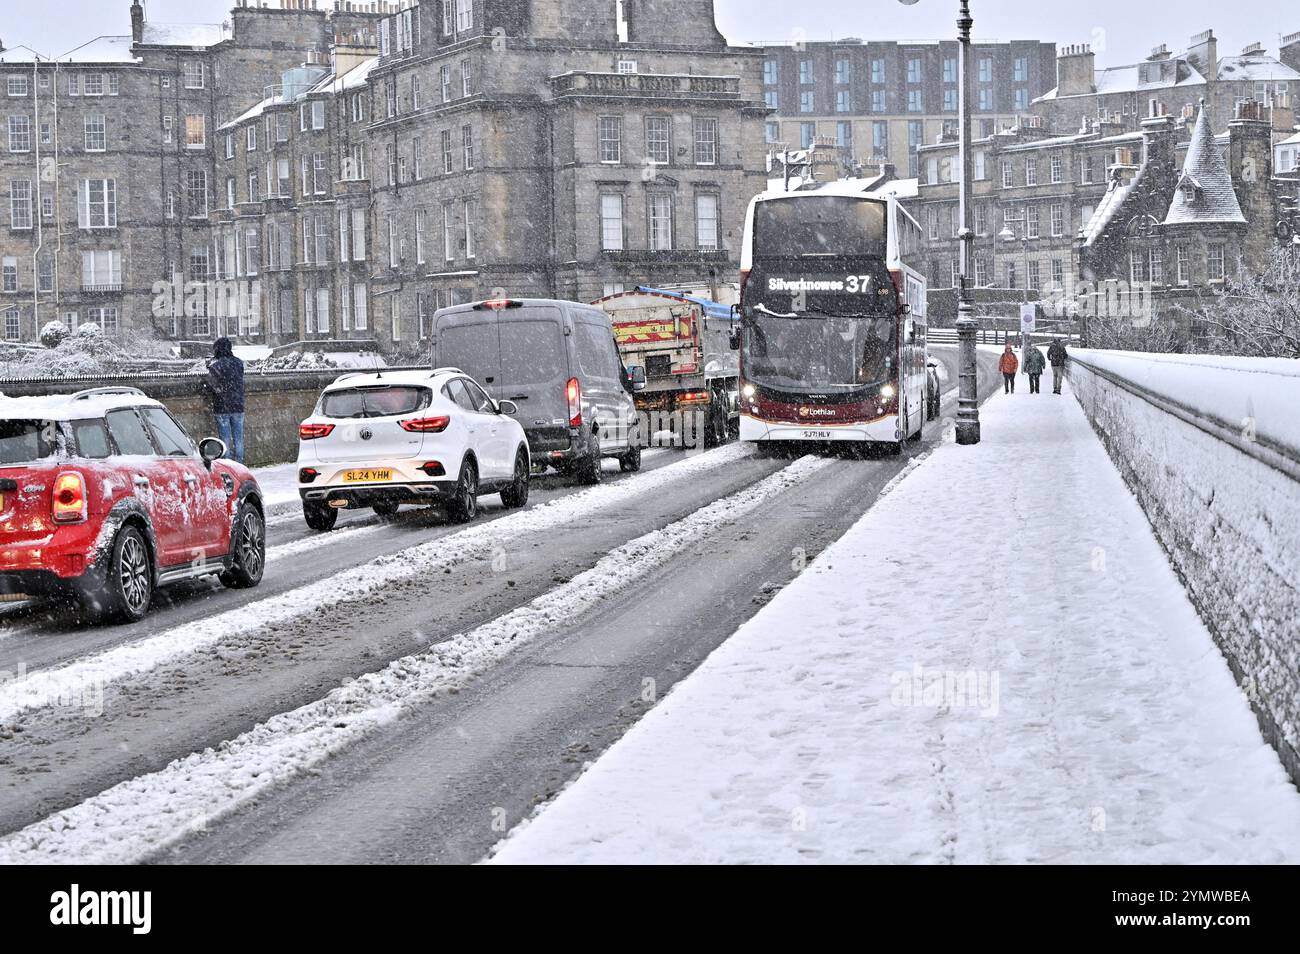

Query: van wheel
[304,500,339,532]
[500,450,531,509]
[221,503,266,589]
[619,444,642,472]
[576,434,603,485]
[449,459,479,523]
[91,526,153,624]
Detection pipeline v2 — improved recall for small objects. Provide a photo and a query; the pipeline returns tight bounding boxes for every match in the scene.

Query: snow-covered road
[491,374,1300,864]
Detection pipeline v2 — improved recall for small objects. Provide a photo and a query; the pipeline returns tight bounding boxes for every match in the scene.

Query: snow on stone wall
[1070,351,1300,786]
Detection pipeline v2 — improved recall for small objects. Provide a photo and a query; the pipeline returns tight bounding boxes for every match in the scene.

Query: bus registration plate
[801,430,834,440]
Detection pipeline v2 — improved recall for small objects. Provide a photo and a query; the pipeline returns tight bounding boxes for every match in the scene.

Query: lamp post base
[954,307,981,446]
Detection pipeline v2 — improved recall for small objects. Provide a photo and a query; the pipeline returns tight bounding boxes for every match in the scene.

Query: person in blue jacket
[205,337,246,463]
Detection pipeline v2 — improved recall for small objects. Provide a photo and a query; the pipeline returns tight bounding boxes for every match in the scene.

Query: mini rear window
[0,420,55,464]
[70,419,112,459]
[322,385,432,419]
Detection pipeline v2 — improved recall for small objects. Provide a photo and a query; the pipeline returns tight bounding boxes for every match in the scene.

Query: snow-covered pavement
[492,380,1300,864]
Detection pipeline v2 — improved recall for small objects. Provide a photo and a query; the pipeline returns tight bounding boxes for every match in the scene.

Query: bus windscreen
[754,197,887,259]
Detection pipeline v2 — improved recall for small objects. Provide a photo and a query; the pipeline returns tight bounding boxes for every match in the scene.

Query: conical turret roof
[1163,105,1245,226]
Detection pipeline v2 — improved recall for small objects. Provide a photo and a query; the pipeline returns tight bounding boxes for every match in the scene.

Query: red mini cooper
[0,387,266,623]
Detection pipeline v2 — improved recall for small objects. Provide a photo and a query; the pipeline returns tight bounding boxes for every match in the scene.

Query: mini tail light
[400,416,451,433]
[299,423,336,440]
[566,378,582,427]
[52,472,87,524]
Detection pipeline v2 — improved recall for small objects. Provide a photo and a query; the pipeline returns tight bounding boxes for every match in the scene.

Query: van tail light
[400,416,451,433]
[566,378,582,427]
[299,423,336,440]
[52,471,88,524]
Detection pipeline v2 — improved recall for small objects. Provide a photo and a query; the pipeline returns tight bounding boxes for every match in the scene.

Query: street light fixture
[901,0,979,444]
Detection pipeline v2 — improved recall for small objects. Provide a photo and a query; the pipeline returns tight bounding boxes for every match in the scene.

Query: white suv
[296,369,531,532]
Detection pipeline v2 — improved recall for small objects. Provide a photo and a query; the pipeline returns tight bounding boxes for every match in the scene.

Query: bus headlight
[880,384,897,399]
[742,384,757,399]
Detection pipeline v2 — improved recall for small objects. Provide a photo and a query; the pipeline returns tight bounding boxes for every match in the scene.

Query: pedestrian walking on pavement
[1048,338,1069,394]
[999,343,1019,394]
[205,337,247,463]
[1024,345,1046,394]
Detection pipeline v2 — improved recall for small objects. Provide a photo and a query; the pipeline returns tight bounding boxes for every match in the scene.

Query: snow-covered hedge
[1070,349,1300,784]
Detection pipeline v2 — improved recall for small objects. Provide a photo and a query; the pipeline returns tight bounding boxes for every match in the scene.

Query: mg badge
[360,427,373,441]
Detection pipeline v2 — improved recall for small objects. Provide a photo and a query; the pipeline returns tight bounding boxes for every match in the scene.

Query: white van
[431,298,644,483]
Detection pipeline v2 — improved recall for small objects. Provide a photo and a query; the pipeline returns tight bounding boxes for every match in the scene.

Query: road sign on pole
[1020,303,1037,335]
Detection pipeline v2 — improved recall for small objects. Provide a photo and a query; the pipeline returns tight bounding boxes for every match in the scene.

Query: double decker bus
[737,184,927,453]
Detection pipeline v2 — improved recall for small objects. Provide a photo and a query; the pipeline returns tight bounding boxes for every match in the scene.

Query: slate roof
[1163,106,1245,226]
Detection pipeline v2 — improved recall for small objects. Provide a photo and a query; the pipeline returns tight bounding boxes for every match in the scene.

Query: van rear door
[495,307,572,451]
[573,315,633,453]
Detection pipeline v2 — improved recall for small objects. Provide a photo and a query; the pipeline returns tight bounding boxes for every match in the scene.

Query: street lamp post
[902,0,981,443]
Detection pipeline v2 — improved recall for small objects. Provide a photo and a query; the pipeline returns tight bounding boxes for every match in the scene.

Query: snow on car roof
[321,369,451,393]
[0,389,162,422]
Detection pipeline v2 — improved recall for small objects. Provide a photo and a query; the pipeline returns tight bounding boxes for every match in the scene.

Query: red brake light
[299,423,336,440]
[566,378,582,427]
[52,471,87,524]
[474,299,522,311]
[400,416,451,433]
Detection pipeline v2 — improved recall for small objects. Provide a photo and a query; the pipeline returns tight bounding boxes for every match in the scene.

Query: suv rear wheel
[448,458,479,523]
[91,525,153,624]
[304,500,339,533]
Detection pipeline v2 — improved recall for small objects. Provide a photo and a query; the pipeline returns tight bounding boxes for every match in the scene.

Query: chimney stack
[130,1,144,45]
[1282,30,1300,74]
[1229,103,1275,264]
[1186,29,1218,80]
[1057,43,1096,97]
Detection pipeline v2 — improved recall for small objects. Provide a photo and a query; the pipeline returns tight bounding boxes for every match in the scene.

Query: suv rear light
[566,378,582,427]
[299,468,320,483]
[52,472,87,524]
[419,461,446,477]
[400,416,451,433]
[299,423,336,440]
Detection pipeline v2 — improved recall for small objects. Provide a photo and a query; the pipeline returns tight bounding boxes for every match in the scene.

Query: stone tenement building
[1031,30,1300,147]
[210,0,769,355]
[0,0,395,346]
[5,0,768,356]
[761,37,1056,178]
[912,100,1297,341]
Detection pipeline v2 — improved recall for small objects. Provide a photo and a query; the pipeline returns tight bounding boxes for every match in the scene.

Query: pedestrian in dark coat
[1024,346,1046,394]
[1047,339,1069,394]
[206,337,246,463]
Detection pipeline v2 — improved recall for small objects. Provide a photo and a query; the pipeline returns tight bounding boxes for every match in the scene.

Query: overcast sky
[7,0,1296,69]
